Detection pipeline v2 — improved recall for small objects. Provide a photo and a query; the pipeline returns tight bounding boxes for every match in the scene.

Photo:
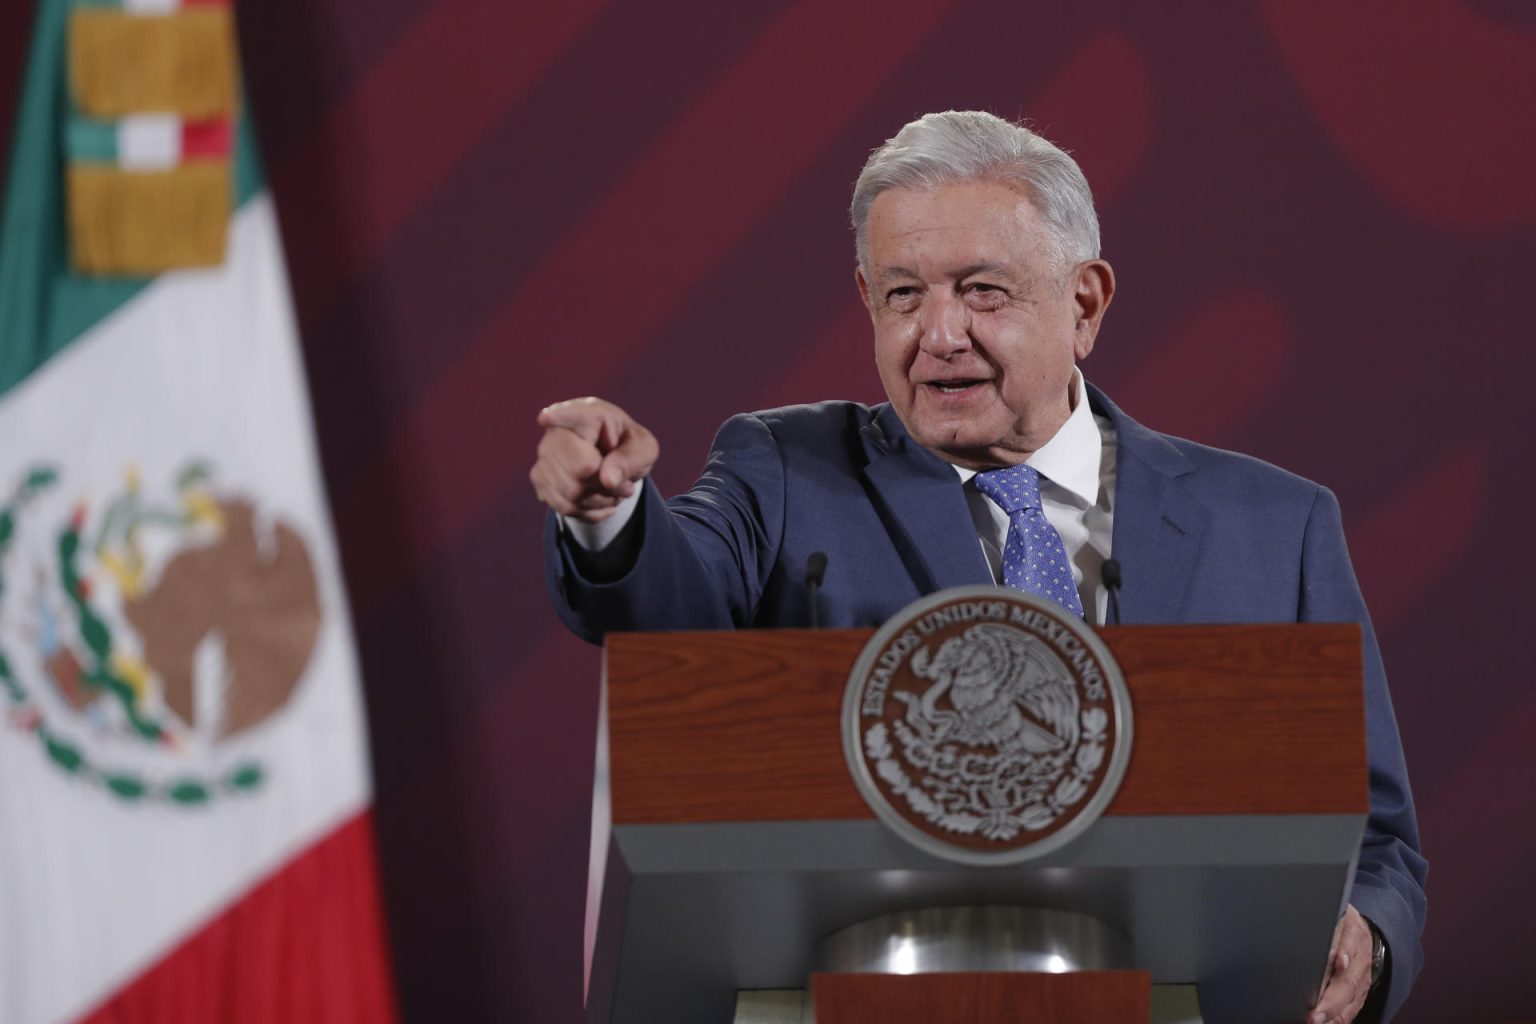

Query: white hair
[850,110,1101,273]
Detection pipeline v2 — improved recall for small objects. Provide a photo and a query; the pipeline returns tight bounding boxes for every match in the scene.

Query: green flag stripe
[65,116,117,163]
[0,0,268,398]
[232,114,262,202]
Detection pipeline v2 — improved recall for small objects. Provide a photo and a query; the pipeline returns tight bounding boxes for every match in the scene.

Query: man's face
[857,180,1112,468]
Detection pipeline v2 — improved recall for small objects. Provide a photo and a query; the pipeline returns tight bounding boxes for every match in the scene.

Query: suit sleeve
[543,413,786,644]
[1299,486,1428,1022]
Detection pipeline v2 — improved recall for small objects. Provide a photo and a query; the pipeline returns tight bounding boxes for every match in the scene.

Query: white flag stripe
[0,192,371,1024]
[116,114,181,170]
[124,0,180,14]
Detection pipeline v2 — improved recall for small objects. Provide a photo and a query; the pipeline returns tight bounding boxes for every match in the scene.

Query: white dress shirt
[563,369,1119,623]
[955,369,1117,624]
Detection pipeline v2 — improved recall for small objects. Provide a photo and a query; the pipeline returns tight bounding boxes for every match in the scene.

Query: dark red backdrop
[4,2,1533,1020]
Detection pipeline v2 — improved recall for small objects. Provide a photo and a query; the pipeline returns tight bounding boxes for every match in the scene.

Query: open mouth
[925,379,986,394]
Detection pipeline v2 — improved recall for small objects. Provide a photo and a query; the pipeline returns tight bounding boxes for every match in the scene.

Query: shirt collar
[952,367,1102,507]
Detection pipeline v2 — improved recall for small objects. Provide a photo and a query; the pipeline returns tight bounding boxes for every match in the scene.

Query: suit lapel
[855,393,1211,614]
[860,407,993,593]
[1090,386,1210,624]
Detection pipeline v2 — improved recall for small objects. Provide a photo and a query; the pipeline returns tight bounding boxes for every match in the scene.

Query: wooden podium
[584,624,1367,1024]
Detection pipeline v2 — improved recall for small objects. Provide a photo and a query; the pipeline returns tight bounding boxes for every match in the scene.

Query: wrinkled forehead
[865,181,1059,280]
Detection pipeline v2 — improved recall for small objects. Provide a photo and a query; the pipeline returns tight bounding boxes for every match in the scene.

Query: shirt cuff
[560,484,644,551]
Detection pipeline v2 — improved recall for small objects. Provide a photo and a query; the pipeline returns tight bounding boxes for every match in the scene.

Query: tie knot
[973,463,1043,514]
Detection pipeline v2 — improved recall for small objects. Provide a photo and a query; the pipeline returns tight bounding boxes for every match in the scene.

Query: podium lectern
[584,624,1366,1024]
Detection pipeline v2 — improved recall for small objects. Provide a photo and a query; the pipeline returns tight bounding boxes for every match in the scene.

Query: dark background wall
[4,2,1533,1020]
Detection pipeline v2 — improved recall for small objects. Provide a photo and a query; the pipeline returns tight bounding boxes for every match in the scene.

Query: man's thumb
[598,433,657,489]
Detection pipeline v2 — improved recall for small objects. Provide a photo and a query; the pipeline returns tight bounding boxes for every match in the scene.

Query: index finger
[1309,951,1367,1024]
[537,398,628,443]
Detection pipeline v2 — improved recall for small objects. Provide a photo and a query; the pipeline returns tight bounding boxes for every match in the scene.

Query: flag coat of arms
[0,1,396,1020]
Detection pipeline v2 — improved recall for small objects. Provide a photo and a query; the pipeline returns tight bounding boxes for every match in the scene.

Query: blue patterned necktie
[973,464,1084,618]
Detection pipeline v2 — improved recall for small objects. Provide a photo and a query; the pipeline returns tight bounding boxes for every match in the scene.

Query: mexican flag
[0,1,396,1021]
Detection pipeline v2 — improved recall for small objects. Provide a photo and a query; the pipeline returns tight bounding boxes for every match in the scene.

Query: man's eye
[965,284,1006,307]
[886,287,921,309]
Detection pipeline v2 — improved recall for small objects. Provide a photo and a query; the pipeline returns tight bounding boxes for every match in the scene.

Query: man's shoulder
[721,400,894,451]
[1095,386,1325,506]
[1157,431,1321,498]
[738,400,885,432]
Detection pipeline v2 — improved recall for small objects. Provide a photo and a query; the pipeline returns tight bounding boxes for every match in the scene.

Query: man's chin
[909,425,996,467]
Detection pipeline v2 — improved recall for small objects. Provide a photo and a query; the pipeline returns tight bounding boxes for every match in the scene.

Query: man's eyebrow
[873,266,920,284]
[874,262,1011,284]
[954,261,1008,279]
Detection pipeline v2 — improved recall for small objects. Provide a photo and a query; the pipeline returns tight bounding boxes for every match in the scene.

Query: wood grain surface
[811,970,1152,1023]
[604,624,1366,825]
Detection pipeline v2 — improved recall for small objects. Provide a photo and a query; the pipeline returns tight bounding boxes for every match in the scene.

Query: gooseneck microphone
[1101,558,1123,626]
[805,551,828,629]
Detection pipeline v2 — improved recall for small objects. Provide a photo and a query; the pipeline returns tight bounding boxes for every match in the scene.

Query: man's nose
[918,294,971,357]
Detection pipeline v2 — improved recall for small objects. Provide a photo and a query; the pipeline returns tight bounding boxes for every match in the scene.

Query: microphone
[1101,558,1122,626]
[805,552,828,629]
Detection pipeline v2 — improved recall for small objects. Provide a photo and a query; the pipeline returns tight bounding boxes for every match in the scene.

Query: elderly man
[531,111,1426,1024]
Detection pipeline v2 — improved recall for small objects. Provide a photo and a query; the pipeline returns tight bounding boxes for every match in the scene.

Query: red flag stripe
[76,811,396,1024]
[180,117,232,160]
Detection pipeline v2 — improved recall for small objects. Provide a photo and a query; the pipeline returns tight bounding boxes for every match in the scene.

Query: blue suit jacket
[545,384,1427,1019]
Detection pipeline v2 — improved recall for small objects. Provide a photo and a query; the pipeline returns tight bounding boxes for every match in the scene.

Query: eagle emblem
[0,462,321,805]
[843,588,1131,864]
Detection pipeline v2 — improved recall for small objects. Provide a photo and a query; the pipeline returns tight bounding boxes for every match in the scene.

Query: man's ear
[1071,259,1115,360]
[855,264,873,312]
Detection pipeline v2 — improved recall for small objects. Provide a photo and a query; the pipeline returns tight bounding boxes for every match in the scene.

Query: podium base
[814,971,1151,1024]
[732,983,1202,1024]
[813,906,1131,974]
[725,907,1199,1023]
